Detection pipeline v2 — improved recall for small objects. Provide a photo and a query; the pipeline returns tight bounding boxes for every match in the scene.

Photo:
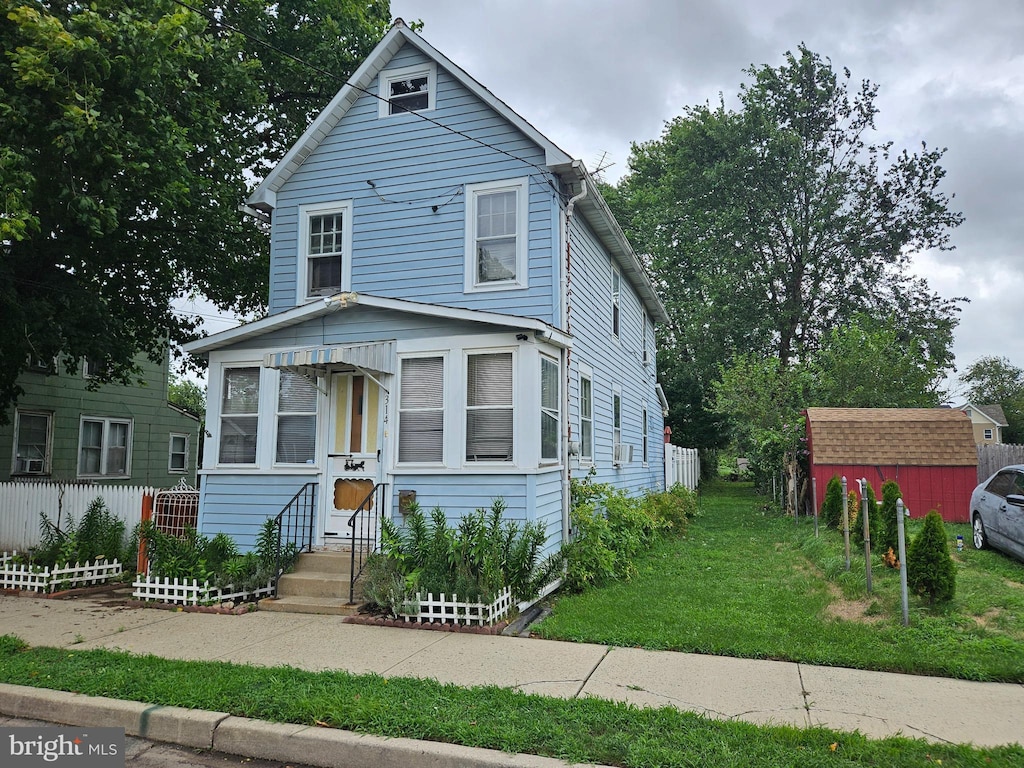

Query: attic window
[379,63,436,117]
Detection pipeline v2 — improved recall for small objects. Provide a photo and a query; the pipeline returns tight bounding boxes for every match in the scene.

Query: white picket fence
[0,551,123,593]
[401,585,514,626]
[131,574,274,606]
[0,482,151,551]
[665,445,700,490]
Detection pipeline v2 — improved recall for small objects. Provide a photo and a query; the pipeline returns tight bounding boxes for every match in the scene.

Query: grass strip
[0,635,1020,767]
[535,481,1024,682]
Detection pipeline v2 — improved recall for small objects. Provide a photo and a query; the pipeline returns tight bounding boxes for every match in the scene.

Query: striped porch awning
[263,341,397,374]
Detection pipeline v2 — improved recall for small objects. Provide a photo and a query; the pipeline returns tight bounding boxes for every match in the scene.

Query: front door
[323,372,381,545]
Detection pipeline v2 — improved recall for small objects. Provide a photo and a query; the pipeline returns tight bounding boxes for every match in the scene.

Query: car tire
[973,514,988,550]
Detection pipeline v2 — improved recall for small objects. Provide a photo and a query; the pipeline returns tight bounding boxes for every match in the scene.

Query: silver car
[971,465,1024,562]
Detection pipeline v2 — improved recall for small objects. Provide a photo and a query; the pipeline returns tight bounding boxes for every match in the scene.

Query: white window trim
[540,354,560,464]
[611,266,621,340]
[579,364,594,466]
[297,200,353,304]
[273,369,320,467]
[642,403,650,466]
[216,364,263,468]
[464,177,530,293]
[78,416,133,479]
[168,433,190,474]
[984,428,994,440]
[396,352,448,468]
[378,62,437,118]
[612,384,622,460]
[464,347,517,465]
[642,309,650,365]
[12,409,52,476]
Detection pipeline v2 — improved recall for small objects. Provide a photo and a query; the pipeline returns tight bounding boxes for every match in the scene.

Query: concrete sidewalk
[1,593,1022,755]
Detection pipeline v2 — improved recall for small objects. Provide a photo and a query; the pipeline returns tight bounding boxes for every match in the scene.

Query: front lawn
[533,481,1024,682]
[1,636,1020,767]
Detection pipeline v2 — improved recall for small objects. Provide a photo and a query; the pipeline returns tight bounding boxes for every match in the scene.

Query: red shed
[805,408,978,523]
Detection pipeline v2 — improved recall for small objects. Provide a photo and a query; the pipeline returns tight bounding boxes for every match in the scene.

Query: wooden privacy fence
[0,482,151,551]
[977,444,1024,482]
[665,445,700,490]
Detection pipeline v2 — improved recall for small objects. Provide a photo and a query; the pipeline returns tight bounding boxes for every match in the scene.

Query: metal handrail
[347,482,388,604]
[272,482,317,594]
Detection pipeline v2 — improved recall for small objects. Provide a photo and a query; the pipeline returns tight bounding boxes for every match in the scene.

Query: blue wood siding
[566,214,665,495]
[269,43,559,324]
[226,306,496,353]
[388,467,563,553]
[199,474,314,551]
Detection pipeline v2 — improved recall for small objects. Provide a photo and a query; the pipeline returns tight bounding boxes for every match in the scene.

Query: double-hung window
[13,410,51,475]
[276,371,318,464]
[540,356,560,462]
[79,417,131,477]
[984,428,994,440]
[465,178,528,291]
[168,433,189,473]
[379,63,436,116]
[642,309,649,364]
[579,369,594,463]
[300,201,351,300]
[219,367,260,464]
[398,356,445,463]
[466,352,513,462]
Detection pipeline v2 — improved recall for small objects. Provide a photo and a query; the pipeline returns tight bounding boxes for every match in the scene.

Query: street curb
[0,684,613,768]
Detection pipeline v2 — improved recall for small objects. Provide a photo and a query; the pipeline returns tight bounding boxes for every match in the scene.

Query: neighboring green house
[0,353,199,487]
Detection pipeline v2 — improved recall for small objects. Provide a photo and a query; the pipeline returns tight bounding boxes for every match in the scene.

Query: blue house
[184,20,669,566]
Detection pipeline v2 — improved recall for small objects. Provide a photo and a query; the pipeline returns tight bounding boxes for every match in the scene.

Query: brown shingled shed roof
[806,408,977,467]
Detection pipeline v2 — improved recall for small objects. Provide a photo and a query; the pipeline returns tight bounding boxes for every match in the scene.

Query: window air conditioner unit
[613,443,633,465]
[17,458,44,474]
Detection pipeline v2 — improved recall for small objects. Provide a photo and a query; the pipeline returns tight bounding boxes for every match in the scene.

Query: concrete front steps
[258,550,366,616]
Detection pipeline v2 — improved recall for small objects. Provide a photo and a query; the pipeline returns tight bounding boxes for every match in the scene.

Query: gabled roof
[806,407,977,467]
[957,402,1009,427]
[182,292,573,356]
[248,20,572,212]
[246,20,668,325]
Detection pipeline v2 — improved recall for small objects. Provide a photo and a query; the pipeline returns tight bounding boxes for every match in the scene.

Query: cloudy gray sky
[391,0,1024,398]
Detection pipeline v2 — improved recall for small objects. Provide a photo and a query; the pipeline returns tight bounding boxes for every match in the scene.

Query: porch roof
[263,341,397,375]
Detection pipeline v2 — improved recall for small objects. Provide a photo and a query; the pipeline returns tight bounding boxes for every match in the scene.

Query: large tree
[613,45,963,404]
[0,0,390,420]
[960,356,1024,443]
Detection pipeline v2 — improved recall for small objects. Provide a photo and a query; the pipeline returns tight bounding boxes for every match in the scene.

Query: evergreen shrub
[907,510,956,605]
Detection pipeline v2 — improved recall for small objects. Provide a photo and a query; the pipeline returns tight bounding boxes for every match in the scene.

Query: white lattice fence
[401,585,514,626]
[132,574,274,606]
[0,552,122,592]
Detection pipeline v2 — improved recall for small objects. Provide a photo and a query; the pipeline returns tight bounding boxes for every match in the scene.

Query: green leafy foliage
[0,1,390,420]
[562,475,696,593]
[140,518,289,592]
[375,499,553,612]
[820,476,844,528]
[852,482,881,547]
[33,498,127,567]
[961,356,1024,443]
[907,511,957,605]
[878,481,904,555]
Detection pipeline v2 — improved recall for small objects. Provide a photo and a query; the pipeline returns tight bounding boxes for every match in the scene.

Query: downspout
[561,163,588,544]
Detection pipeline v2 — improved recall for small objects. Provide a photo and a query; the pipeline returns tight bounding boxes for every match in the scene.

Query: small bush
[852,482,881,546]
[877,480,903,554]
[562,476,695,593]
[907,510,956,605]
[820,476,844,528]
[33,498,127,567]
[379,498,551,604]
[361,553,411,617]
